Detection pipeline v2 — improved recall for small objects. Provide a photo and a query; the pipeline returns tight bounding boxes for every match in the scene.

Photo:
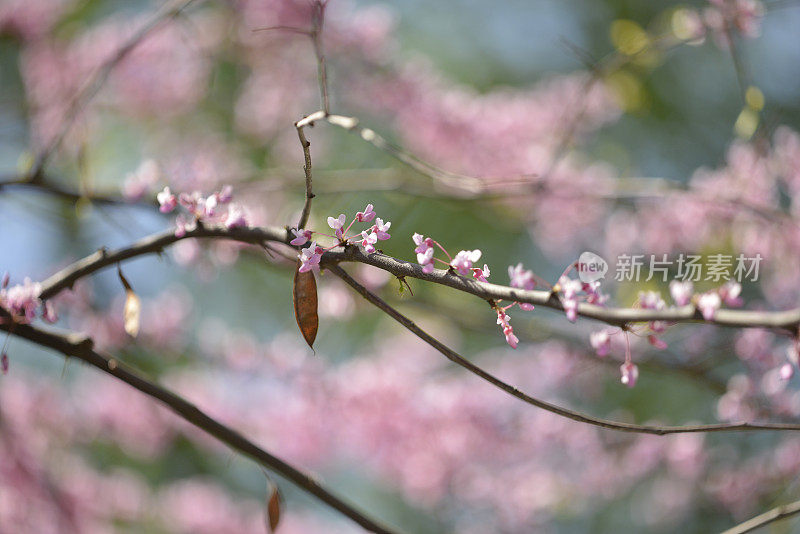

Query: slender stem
[311,1,330,114]
[295,117,315,230]
[0,315,398,534]
[327,264,800,435]
[721,498,800,534]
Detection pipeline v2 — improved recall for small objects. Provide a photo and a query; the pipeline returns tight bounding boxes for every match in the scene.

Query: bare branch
[0,315,398,534]
[0,173,140,207]
[327,264,800,435]
[295,113,317,230]
[721,498,800,534]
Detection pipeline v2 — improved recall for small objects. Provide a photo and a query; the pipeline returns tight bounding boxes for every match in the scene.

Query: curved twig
[327,264,800,436]
[721,498,800,534]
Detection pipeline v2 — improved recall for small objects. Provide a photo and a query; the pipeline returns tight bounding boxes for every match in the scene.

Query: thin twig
[0,173,140,206]
[295,113,316,230]
[0,315,398,534]
[326,264,800,435]
[721,498,800,534]
[311,0,330,114]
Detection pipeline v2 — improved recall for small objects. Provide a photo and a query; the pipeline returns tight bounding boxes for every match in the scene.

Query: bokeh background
[2,0,800,532]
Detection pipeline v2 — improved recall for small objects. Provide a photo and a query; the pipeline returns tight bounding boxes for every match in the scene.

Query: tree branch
[0,173,140,207]
[0,316,398,534]
[326,264,800,435]
[721,498,800,534]
[295,113,317,230]
[36,224,800,333]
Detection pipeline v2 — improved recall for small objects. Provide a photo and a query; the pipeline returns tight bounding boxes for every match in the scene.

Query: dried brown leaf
[293,264,318,349]
[266,485,282,532]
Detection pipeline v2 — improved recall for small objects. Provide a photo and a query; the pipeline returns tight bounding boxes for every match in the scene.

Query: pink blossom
[648,335,668,350]
[356,203,376,222]
[174,214,193,238]
[216,185,233,203]
[780,363,794,381]
[590,330,612,357]
[508,263,536,290]
[418,249,435,273]
[697,292,722,321]
[299,242,323,273]
[558,276,583,322]
[563,299,578,322]
[178,191,205,217]
[157,186,177,213]
[412,233,436,273]
[583,281,608,305]
[719,281,742,307]
[472,264,490,283]
[1,277,42,322]
[204,194,218,217]
[290,228,313,246]
[638,291,666,310]
[224,203,247,229]
[360,230,378,254]
[373,218,391,240]
[42,301,57,323]
[123,159,160,200]
[451,250,482,276]
[620,362,639,388]
[328,214,347,239]
[496,310,518,349]
[669,280,694,306]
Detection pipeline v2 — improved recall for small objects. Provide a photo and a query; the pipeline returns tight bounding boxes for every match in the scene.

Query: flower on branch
[697,292,722,321]
[157,186,177,213]
[0,276,56,325]
[451,250,482,276]
[355,203,375,222]
[472,264,490,283]
[290,228,313,246]
[373,218,391,240]
[719,281,742,307]
[299,242,323,273]
[327,214,346,240]
[496,308,518,349]
[590,329,613,357]
[360,230,378,254]
[413,233,435,274]
[670,280,694,306]
[224,203,248,229]
[620,361,639,388]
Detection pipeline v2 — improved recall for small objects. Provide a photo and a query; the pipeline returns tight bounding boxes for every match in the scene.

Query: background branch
[0,315,398,534]
[327,264,800,435]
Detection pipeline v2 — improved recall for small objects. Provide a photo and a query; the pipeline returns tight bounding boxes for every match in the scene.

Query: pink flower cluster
[156,184,247,237]
[291,204,392,273]
[669,280,742,321]
[0,274,56,325]
[704,0,764,47]
[554,268,608,323]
